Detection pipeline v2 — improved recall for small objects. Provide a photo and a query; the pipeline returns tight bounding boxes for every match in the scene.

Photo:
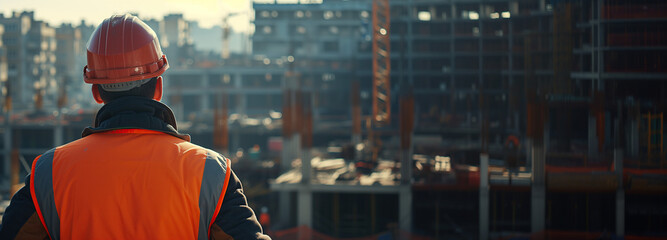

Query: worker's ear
[153,76,163,101]
[91,84,104,104]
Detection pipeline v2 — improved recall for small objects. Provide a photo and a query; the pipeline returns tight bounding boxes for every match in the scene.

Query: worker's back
[1,14,269,240]
[31,129,230,240]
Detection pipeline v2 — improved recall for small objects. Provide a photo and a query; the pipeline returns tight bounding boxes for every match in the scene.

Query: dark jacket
[0,97,271,240]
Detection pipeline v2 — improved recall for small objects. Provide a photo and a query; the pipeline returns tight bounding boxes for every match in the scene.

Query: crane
[372,0,391,126]
[222,11,248,59]
[357,0,391,170]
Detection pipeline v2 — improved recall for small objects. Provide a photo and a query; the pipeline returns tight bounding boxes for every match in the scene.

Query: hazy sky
[0,0,255,31]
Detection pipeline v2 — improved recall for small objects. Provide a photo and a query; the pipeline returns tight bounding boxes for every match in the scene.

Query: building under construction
[0,0,666,239]
[252,0,667,239]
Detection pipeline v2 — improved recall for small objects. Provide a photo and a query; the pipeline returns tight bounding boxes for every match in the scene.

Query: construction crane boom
[222,12,247,59]
[372,0,391,126]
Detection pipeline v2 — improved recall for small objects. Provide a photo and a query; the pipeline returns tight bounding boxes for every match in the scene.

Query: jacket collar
[82,96,190,141]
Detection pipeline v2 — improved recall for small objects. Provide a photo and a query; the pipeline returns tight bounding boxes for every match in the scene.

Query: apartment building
[0,11,57,111]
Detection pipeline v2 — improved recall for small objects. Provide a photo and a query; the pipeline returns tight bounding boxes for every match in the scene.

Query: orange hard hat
[83,14,168,84]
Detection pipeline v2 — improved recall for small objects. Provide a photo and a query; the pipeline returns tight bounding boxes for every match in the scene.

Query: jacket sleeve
[0,175,49,240]
[210,170,271,240]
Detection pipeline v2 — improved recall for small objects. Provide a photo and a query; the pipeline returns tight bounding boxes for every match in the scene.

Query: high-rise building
[253,0,372,119]
[162,13,192,48]
[77,20,95,49]
[0,24,8,108]
[569,1,667,235]
[0,12,31,111]
[190,22,248,56]
[0,24,7,117]
[0,11,57,111]
[252,0,554,147]
[55,23,86,108]
[252,0,556,237]
[27,20,57,110]
[162,14,195,68]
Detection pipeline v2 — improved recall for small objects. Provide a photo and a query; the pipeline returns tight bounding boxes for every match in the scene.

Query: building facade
[0,24,7,108]
[162,14,196,68]
[253,0,371,120]
[0,11,58,111]
[251,0,558,151]
[54,23,87,108]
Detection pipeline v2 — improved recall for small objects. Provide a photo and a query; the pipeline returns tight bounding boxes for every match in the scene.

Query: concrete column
[278,191,291,227]
[293,134,301,168]
[234,73,245,116]
[231,73,244,155]
[237,94,247,118]
[615,149,625,237]
[281,137,293,171]
[524,139,533,169]
[281,134,301,172]
[531,145,546,233]
[479,153,489,240]
[301,148,311,184]
[399,185,412,232]
[297,187,312,227]
[400,149,412,185]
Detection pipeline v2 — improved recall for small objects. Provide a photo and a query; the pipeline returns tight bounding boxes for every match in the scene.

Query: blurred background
[0,0,666,239]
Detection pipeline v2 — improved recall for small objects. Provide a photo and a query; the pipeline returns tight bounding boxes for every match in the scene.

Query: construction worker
[258,207,271,234]
[0,14,270,240]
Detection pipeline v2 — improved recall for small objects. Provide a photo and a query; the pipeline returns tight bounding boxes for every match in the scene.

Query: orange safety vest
[29,129,231,240]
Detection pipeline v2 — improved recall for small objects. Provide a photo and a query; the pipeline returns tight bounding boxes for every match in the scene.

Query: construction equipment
[371,0,391,126]
[350,0,393,173]
[222,12,247,59]
[346,0,393,174]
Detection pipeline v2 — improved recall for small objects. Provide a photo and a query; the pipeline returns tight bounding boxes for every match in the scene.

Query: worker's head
[83,14,169,104]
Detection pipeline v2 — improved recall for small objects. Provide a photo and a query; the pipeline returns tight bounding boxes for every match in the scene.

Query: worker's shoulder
[179,142,228,160]
[51,132,228,161]
[52,135,92,151]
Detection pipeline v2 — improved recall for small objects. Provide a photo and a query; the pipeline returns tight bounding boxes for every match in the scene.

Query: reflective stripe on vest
[30,148,60,240]
[199,151,232,239]
[30,145,231,239]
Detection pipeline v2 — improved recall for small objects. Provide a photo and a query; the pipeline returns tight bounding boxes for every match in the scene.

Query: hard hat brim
[84,55,168,84]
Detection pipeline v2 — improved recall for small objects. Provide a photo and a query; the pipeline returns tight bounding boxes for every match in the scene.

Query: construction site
[1,0,666,239]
